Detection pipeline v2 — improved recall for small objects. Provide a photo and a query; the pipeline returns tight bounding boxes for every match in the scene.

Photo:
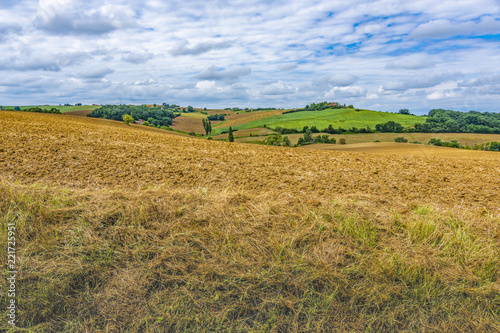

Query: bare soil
[1,111,499,212]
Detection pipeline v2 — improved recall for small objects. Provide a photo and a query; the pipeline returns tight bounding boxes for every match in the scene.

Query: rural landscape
[1,103,499,331]
[2,0,500,332]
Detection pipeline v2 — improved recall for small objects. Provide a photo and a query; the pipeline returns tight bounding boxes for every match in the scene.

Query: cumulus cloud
[327,86,367,98]
[170,39,235,56]
[458,73,500,87]
[381,72,462,92]
[196,65,251,81]
[260,81,296,95]
[35,0,138,35]
[79,67,114,79]
[0,51,90,72]
[411,16,500,39]
[278,62,298,71]
[134,78,157,85]
[122,52,154,64]
[311,74,358,91]
[385,59,436,70]
[426,90,458,100]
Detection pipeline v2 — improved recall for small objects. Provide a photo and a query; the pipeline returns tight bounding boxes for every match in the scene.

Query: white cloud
[196,66,251,82]
[411,16,500,39]
[260,81,296,95]
[0,0,498,112]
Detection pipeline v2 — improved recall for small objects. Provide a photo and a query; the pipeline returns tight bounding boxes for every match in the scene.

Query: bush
[189,132,196,136]
[394,137,408,143]
[411,141,421,144]
[339,138,346,145]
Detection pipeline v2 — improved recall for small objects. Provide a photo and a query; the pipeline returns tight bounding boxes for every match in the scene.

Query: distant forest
[87,104,178,127]
[412,109,500,134]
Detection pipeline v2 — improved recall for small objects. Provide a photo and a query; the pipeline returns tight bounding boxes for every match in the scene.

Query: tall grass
[1,182,499,332]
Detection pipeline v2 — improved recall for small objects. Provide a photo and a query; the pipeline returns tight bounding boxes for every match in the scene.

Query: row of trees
[5,106,61,114]
[207,114,225,121]
[414,109,500,133]
[88,105,178,127]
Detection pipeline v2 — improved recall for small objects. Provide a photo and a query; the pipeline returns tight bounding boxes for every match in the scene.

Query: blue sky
[1,0,500,114]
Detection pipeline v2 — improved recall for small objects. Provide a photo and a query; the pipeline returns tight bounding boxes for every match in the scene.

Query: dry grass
[0,182,498,332]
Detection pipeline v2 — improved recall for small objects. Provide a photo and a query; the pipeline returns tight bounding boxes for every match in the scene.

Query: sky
[1,0,500,114]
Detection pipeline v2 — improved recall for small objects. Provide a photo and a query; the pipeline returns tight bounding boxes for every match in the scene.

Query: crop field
[216,108,426,133]
[213,127,276,139]
[63,109,95,116]
[215,109,287,129]
[170,113,205,133]
[238,132,500,146]
[1,111,499,331]
[305,141,500,157]
[2,110,499,208]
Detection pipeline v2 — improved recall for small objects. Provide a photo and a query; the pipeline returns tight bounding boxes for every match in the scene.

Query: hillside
[1,111,499,331]
[213,108,426,134]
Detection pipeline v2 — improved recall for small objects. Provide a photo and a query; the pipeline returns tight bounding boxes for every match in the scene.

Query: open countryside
[1,109,499,331]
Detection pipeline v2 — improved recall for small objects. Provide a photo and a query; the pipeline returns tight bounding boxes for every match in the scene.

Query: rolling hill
[1,110,499,331]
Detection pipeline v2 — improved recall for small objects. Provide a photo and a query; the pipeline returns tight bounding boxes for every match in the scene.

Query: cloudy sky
[1,0,500,113]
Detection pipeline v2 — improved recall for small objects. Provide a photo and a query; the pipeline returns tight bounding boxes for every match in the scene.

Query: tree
[123,114,134,125]
[14,106,20,111]
[399,108,410,115]
[187,106,194,112]
[228,127,234,142]
[283,136,291,147]
[202,118,212,135]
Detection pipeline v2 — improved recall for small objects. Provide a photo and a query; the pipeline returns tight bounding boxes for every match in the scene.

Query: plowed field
[1,111,499,211]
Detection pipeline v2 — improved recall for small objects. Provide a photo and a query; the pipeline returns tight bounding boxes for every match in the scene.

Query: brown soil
[171,115,205,133]
[1,111,499,212]
[63,109,94,116]
[222,110,286,127]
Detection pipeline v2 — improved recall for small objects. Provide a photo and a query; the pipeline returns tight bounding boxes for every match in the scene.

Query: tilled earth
[1,111,499,211]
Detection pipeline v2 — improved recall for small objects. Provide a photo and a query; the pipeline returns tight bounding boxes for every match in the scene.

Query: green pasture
[213,108,426,134]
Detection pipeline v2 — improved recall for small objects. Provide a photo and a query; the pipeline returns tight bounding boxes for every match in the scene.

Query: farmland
[1,111,499,331]
[237,132,500,146]
[2,105,99,113]
[213,108,426,134]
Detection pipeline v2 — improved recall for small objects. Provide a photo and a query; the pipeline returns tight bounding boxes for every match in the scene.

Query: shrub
[394,137,408,143]
[339,138,346,145]
[189,132,196,136]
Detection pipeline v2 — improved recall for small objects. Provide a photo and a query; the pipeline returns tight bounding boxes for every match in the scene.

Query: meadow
[0,111,499,332]
[212,108,426,134]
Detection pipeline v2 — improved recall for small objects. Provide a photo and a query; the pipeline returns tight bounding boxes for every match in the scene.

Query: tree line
[2,106,61,114]
[88,104,178,127]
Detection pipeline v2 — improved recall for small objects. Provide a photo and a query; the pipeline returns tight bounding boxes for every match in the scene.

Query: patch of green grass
[214,108,426,134]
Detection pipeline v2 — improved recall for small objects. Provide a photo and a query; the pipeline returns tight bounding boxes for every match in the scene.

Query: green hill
[213,108,426,134]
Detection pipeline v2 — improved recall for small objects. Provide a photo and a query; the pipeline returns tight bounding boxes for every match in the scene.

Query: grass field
[1,111,499,331]
[214,108,426,134]
[2,105,99,113]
